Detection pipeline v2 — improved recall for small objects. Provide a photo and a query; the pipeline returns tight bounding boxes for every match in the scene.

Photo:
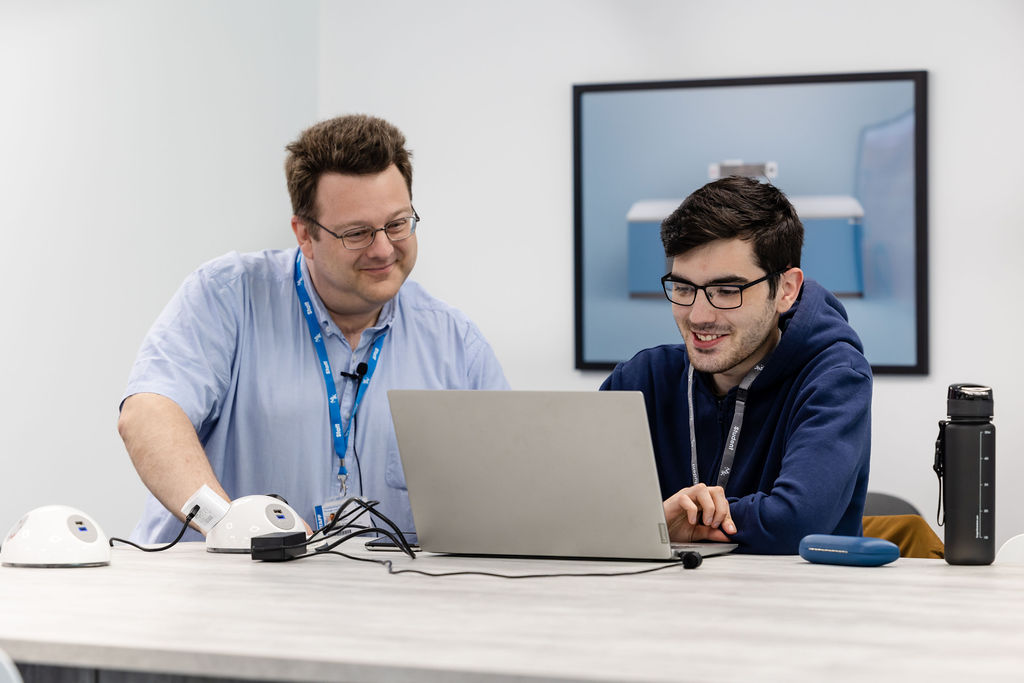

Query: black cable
[109,505,200,552]
[282,498,416,558]
[311,498,386,542]
[306,498,373,543]
[330,498,412,554]
[315,526,414,558]
[355,499,413,552]
[254,498,701,577]
[351,413,365,496]
[263,497,699,577]
[310,550,696,578]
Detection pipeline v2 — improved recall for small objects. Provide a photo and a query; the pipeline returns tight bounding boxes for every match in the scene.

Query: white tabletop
[2,543,1023,682]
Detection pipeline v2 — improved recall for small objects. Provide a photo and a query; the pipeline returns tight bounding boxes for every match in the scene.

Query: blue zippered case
[799,534,900,566]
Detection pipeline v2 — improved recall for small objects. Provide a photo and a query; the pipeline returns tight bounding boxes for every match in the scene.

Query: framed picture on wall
[573,71,928,374]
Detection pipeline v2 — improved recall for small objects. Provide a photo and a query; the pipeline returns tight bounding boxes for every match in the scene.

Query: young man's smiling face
[669,237,802,395]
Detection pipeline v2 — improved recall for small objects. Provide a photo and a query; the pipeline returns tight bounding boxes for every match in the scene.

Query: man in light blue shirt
[119,115,508,543]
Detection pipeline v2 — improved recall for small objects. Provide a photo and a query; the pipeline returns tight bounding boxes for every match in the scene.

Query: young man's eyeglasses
[302,210,420,250]
[661,269,788,310]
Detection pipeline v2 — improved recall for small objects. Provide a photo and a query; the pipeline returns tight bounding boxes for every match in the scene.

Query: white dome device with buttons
[205,495,305,553]
[1,505,112,568]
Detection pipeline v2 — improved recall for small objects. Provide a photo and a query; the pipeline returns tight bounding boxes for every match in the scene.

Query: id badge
[313,496,346,530]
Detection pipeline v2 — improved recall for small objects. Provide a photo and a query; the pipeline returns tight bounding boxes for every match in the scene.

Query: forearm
[118,392,229,523]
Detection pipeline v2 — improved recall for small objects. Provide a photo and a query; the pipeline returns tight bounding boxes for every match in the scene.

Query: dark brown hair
[285,115,413,237]
[661,176,803,296]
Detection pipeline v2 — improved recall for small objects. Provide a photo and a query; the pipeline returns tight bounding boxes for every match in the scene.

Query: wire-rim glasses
[303,209,420,250]
[661,269,789,309]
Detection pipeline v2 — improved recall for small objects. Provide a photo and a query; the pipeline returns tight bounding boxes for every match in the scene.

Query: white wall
[0,0,317,535]
[2,0,1023,547]
[317,0,1024,546]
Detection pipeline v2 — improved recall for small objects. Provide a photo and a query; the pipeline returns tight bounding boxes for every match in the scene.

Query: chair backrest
[0,648,24,683]
[864,491,920,516]
[996,534,1024,564]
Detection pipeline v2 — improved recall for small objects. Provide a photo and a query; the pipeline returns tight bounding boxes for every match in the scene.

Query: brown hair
[285,114,413,237]
[661,176,803,296]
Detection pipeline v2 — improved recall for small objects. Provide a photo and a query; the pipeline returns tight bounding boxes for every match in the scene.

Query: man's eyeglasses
[661,269,788,310]
[302,209,420,250]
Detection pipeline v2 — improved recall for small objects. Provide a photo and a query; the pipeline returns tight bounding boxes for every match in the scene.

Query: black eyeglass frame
[301,209,420,250]
[660,268,790,309]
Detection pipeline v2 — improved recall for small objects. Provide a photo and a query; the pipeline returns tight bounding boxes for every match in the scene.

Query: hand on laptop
[663,484,737,543]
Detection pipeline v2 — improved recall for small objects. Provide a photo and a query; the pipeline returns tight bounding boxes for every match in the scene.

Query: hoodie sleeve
[725,362,873,554]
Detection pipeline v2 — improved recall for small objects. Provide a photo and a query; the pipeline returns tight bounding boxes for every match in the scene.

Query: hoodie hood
[754,279,866,390]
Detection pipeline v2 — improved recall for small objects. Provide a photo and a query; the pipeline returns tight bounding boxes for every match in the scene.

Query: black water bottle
[934,383,995,565]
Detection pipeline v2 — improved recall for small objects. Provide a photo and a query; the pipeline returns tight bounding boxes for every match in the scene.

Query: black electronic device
[251,531,308,561]
[339,362,369,381]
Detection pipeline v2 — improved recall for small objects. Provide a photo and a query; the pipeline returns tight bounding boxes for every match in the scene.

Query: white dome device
[1,505,112,568]
[205,495,305,553]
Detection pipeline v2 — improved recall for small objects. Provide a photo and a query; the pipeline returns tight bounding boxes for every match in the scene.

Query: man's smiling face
[670,237,791,394]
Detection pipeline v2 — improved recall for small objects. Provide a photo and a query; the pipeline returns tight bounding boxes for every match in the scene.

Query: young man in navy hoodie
[601,176,872,554]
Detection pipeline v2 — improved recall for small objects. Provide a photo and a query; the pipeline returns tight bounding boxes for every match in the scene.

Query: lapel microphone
[338,362,369,382]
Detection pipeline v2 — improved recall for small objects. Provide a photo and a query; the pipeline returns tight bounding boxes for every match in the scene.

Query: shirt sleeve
[726,364,873,554]
[121,267,241,436]
[462,322,510,390]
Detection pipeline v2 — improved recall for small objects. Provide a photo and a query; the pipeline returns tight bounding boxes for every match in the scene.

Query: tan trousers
[862,514,945,559]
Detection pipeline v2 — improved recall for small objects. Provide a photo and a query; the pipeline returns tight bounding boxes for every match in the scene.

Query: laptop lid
[388,390,733,561]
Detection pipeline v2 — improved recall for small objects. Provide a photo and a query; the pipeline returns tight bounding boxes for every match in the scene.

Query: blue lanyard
[294,251,387,489]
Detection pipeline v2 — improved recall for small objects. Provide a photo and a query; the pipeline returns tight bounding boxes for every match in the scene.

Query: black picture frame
[573,71,928,375]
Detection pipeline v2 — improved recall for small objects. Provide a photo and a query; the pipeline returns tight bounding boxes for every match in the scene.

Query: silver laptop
[387,390,736,561]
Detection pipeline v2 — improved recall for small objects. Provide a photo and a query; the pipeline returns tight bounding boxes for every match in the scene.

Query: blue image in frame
[573,71,928,375]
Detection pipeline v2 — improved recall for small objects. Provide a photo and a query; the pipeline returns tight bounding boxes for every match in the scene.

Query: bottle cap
[947,383,993,419]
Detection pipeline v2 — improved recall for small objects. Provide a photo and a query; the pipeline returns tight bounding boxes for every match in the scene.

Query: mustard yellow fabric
[863,514,944,559]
